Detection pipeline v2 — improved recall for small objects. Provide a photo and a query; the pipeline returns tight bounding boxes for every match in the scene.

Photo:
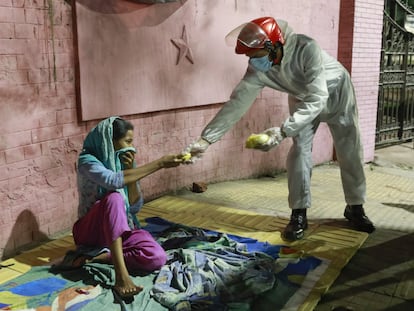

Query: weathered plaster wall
[0,0,346,259]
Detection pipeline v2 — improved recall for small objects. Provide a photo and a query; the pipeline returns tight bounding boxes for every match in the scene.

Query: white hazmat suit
[199,20,366,211]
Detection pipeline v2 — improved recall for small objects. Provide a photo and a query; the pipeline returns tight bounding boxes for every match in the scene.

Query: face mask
[249,55,273,72]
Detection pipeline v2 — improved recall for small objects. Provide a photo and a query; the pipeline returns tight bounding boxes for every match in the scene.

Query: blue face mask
[249,55,273,72]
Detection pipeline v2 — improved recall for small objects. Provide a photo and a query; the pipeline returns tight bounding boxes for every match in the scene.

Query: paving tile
[394,267,414,300]
[385,296,414,311]
[346,290,393,310]
[316,283,394,310]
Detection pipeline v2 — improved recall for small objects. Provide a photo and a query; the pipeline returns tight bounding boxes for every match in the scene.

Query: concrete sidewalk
[176,143,414,233]
[174,142,414,310]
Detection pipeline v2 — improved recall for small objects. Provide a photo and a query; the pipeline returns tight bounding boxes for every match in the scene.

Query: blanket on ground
[0,217,327,311]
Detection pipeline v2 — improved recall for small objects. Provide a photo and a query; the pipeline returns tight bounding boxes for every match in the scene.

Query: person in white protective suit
[184,17,375,240]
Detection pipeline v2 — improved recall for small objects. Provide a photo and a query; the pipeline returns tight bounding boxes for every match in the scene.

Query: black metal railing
[376,0,414,146]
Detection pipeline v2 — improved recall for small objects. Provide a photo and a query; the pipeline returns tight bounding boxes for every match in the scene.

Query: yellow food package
[245,133,270,149]
[181,153,192,161]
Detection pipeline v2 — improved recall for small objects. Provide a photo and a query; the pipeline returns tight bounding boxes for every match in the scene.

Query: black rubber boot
[344,205,375,233]
[282,209,308,241]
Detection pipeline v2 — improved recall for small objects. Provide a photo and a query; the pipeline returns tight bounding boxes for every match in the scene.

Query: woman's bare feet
[114,276,143,298]
[110,236,143,298]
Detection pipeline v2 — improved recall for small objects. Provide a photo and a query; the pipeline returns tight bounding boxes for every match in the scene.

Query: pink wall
[351,0,384,161]
[0,0,382,259]
[338,0,384,161]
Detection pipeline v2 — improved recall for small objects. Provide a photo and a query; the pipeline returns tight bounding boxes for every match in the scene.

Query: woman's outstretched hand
[159,154,186,168]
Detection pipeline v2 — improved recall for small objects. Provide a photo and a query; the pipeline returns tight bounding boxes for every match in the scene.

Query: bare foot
[114,278,143,298]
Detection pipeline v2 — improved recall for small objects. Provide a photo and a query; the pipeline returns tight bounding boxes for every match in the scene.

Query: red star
[171,25,194,65]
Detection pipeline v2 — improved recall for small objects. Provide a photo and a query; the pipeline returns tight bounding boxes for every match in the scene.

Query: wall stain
[47,0,57,84]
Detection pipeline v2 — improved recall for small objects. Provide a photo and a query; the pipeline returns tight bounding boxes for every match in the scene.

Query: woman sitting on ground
[72,116,184,298]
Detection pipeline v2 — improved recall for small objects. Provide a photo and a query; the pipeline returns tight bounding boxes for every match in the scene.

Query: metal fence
[376,0,414,146]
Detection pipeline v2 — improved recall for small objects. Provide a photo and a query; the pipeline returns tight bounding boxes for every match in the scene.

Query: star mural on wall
[171,25,194,65]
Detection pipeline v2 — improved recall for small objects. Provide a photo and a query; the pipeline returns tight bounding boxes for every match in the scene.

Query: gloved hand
[247,127,285,152]
[182,137,210,162]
